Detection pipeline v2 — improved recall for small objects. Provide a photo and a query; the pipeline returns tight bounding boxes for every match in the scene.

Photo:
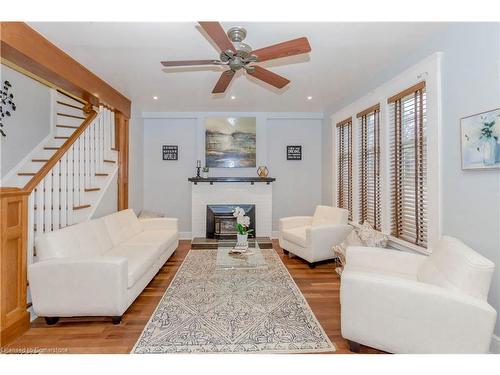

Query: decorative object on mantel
[287,145,302,160]
[196,160,201,177]
[233,206,253,247]
[205,117,256,168]
[202,166,209,178]
[0,80,16,137]
[188,176,276,185]
[332,221,388,275]
[461,108,500,170]
[162,145,178,160]
[257,165,269,177]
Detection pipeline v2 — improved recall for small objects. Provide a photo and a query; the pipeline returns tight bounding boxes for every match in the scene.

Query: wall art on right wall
[461,108,500,170]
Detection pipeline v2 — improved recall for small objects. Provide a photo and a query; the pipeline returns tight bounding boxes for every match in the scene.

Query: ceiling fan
[161,22,311,94]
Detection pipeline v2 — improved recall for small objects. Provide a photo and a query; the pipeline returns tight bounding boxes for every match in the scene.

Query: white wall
[324,23,500,339]
[0,65,52,179]
[91,173,118,218]
[142,112,323,234]
[129,107,144,215]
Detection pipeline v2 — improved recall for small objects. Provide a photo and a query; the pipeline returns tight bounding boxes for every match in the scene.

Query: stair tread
[54,136,69,139]
[57,112,85,120]
[73,204,91,210]
[44,147,60,150]
[32,159,49,162]
[103,159,116,163]
[56,101,84,110]
[56,125,79,129]
[85,187,100,192]
[18,172,36,176]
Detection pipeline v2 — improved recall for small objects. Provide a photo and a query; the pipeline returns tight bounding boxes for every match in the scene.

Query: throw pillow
[357,221,388,248]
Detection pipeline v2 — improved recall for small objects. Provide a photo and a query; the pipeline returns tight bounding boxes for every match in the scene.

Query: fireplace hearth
[206,204,256,239]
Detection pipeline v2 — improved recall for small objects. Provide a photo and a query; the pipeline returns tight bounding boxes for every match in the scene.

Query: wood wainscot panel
[0,188,30,346]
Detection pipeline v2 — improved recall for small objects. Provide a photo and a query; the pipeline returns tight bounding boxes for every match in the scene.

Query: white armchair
[279,206,352,267]
[340,236,497,353]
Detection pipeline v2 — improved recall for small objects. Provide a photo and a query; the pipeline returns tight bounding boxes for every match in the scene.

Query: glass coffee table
[216,239,268,270]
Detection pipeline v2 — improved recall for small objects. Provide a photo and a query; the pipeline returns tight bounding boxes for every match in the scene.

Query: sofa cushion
[281,226,308,247]
[35,221,104,261]
[312,205,348,227]
[104,209,143,246]
[107,243,161,288]
[418,236,495,300]
[36,225,82,261]
[126,229,177,252]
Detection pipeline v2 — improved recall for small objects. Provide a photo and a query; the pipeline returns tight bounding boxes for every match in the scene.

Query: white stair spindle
[90,120,96,188]
[67,145,74,225]
[60,156,67,227]
[44,173,52,233]
[27,192,35,264]
[52,161,60,230]
[35,183,43,237]
[79,135,85,205]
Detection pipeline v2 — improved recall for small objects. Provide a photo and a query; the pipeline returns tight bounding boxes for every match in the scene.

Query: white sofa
[29,209,178,325]
[279,206,352,267]
[340,236,497,353]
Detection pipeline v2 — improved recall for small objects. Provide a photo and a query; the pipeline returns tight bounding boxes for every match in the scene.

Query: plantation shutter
[337,117,353,220]
[388,82,427,247]
[357,104,381,230]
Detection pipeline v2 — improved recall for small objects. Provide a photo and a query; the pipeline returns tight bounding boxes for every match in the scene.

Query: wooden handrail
[23,109,98,192]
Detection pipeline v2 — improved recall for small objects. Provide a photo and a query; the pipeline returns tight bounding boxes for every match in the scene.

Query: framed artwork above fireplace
[205,117,256,168]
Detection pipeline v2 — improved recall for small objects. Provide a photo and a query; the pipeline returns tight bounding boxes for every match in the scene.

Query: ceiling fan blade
[252,37,311,62]
[199,22,235,53]
[247,66,290,89]
[212,70,235,93]
[161,60,220,67]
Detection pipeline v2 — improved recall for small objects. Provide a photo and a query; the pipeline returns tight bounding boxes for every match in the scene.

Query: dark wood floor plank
[4,240,382,354]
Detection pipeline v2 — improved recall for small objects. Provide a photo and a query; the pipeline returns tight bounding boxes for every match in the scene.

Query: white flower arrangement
[233,206,253,235]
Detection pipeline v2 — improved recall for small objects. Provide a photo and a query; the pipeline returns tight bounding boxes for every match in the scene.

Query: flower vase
[237,233,248,246]
[481,138,497,165]
[202,171,208,178]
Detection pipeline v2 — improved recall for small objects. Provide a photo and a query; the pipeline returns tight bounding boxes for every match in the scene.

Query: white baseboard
[490,334,500,354]
[179,232,192,240]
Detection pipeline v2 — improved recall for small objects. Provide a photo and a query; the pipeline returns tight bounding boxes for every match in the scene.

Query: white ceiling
[28,22,447,113]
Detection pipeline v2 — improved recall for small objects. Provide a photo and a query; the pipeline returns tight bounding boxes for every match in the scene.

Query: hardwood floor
[4,240,383,354]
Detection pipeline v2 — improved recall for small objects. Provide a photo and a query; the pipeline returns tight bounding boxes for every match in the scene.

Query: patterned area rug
[132,249,335,354]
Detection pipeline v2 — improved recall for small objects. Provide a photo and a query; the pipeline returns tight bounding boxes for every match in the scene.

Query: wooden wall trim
[0,22,131,118]
[115,112,129,210]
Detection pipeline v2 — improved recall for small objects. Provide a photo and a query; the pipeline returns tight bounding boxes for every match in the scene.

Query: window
[336,117,353,219]
[357,104,381,230]
[388,82,427,247]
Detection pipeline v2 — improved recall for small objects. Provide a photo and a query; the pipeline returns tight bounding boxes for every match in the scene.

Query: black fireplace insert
[206,204,256,239]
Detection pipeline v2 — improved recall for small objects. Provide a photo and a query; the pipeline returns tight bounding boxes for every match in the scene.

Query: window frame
[331,53,442,254]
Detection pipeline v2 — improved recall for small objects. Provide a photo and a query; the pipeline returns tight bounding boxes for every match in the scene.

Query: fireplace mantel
[188,177,276,185]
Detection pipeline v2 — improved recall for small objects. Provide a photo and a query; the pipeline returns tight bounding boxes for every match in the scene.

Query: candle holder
[196,160,201,177]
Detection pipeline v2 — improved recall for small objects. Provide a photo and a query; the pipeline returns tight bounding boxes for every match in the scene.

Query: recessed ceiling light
[307,96,313,100]
[153,96,158,100]
[230,95,236,100]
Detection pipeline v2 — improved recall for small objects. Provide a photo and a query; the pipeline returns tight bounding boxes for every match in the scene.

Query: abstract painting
[205,117,256,168]
[461,108,500,170]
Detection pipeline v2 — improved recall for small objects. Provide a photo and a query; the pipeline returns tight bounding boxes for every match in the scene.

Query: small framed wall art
[461,108,500,170]
[162,145,178,161]
[287,145,302,160]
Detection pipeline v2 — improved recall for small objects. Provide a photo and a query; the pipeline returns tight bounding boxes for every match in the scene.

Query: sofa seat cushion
[281,226,309,247]
[126,230,177,253]
[107,244,161,288]
[104,209,143,246]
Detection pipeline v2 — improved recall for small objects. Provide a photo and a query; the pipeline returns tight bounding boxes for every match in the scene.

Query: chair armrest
[307,224,352,248]
[345,246,427,277]
[340,270,497,353]
[28,256,128,317]
[140,217,178,231]
[279,216,313,231]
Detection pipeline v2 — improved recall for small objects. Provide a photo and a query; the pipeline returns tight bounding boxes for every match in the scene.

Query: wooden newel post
[115,112,129,211]
[0,188,30,346]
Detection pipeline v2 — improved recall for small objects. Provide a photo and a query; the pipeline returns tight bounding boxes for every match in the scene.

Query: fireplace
[206,204,256,239]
